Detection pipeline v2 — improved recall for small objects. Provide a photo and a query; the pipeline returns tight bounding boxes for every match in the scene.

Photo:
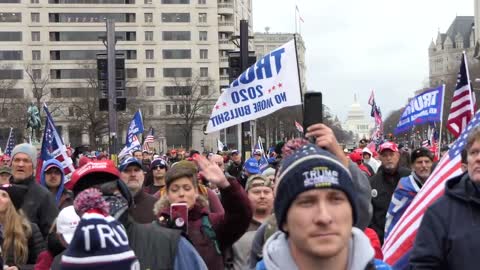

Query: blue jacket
[410,172,480,270]
[40,159,65,207]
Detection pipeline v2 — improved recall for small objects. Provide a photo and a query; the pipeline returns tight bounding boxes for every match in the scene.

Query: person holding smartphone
[153,157,252,270]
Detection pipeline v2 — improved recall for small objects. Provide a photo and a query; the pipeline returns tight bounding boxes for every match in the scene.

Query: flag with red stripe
[294,120,304,133]
[382,109,480,269]
[447,52,475,138]
[36,104,75,184]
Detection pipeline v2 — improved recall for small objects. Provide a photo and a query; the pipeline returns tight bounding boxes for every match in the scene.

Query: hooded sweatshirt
[362,147,381,174]
[40,159,72,209]
[258,228,391,270]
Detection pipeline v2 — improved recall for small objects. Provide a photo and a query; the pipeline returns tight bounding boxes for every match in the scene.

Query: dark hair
[165,166,197,189]
[410,147,434,164]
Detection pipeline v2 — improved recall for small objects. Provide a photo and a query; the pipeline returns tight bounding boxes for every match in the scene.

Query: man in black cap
[119,157,157,224]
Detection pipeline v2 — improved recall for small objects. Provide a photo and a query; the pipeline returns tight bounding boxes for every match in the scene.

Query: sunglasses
[152,165,166,170]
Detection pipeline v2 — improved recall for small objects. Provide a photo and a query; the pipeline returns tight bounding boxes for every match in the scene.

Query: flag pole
[294,4,298,34]
[293,34,304,128]
[463,51,475,115]
[437,84,446,159]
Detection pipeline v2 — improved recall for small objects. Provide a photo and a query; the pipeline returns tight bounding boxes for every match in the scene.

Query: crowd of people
[0,121,478,269]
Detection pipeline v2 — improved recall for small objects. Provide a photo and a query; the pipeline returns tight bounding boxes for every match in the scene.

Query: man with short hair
[384,147,434,242]
[119,157,157,224]
[132,150,143,160]
[40,159,73,210]
[410,126,480,269]
[144,158,168,195]
[229,175,274,270]
[226,150,243,179]
[257,144,390,270]
[370,142,410,243]
[10,143,58,237]
[0,166,11,185]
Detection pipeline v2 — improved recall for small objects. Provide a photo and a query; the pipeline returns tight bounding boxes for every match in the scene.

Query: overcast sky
[252,0,474,122]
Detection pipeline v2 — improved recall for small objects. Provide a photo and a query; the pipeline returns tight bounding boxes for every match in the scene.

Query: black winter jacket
[13,177,58,238]
[410,173,480,270]
[369,165,410,243]
[5,222,45,270]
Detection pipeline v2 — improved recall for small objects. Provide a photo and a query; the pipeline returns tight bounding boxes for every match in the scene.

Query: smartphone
[170,203,188,233]
[303,92,323,132]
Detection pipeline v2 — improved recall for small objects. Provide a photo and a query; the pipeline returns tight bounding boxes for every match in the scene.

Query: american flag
[36,104,75,183]
[144,127,155,144]
[4,128,15,156]
[447,52,475,138]
[382,109,480,269]
[369,90,383,143]
[294,120,304,133]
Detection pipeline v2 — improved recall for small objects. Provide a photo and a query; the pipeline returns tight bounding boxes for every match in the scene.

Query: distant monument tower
[343,94,373,140]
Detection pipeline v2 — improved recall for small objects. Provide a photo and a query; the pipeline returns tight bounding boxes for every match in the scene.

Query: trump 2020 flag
[394,85,444,135]
[125,110,144,146]
[206,40,302,133]
[382,110,480,269]
[36,104,75,183]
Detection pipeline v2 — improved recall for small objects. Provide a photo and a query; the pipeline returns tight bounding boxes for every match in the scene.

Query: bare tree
[25,64,50,110]
[166,76,216,149]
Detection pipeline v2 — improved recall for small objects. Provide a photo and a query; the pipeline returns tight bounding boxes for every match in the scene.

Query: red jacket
[158,179,252,270]
[33,250,54,270]
[364,227,383,260]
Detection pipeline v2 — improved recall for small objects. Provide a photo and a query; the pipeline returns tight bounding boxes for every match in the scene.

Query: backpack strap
[201,215,222,255]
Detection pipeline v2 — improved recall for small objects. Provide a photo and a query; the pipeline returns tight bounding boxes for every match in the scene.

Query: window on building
[126,68,137,78]
[144,0,152,3]
[163,68,192,78]
[146,105,154,115]
[163,86,192,96]
[146,86,155,96]
[161,13,190,23]
[200,67,208,77]
[31,0,39,3]
[161,0,189,3]
[0,32,21,41]
[125,50,137,59]
[145,31,153,41]
[199,31,207,41]
[32,50,41,61]
[145,49,154,60]
[49,13,135,23]
[126,86,138,96]
[162,49,191,59]
[50,50,101,60]
[31,32,40,42]
[125,32,136,41]
[144,13,153,23]
[199,49,208,59]
[165,104,171,115]
[198,0,206,4]
[31,13,40,23]
[50,69,95,79]
[0,70,23,79]
[162,31,191,41]
[0,51,22,60]
[200,85,209,96]
[0,13,21,22]
[198,13,207,23]
[146,68,154,78]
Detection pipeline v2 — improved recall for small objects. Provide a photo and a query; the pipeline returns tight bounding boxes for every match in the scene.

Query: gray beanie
[12,143,37,168]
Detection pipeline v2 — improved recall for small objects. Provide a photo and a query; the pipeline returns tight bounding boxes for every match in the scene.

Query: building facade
[429,16,475,87]
[343,94,373,140]
[0,0,252,152]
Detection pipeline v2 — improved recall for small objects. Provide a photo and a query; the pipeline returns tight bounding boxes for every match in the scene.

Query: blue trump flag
[394,85,444,135]
[125,110,144,145]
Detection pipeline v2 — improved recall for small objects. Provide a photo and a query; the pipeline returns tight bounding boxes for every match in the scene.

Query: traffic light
[228,51,256,83]
[97,53,126,111]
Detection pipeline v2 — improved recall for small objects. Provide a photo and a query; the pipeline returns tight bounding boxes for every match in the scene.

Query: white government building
[343,94,374,140]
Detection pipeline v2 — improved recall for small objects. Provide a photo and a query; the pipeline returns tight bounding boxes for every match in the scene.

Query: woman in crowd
[154,156,252,270]
[0,184,45,270]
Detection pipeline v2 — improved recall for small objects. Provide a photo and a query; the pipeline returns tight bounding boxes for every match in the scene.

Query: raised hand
[193,154,230,189]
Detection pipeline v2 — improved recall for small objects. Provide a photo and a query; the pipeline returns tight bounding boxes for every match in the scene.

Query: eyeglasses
[152,165,166,170]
